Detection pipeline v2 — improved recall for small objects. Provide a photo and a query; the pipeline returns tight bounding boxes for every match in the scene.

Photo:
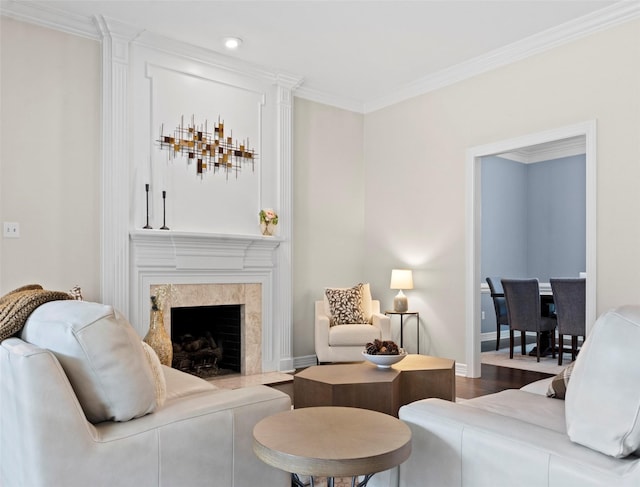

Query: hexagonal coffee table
[293,354,455,416]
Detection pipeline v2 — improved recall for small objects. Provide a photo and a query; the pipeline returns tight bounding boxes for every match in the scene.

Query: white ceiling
[2,0,635,112]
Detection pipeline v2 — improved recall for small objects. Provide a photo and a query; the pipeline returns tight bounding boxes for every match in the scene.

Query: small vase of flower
[259,208,278,236]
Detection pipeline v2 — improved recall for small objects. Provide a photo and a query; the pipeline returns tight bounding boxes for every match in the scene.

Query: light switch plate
[3,222,20,238]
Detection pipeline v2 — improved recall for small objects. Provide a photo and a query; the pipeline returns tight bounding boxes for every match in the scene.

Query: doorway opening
[465,121,596,378]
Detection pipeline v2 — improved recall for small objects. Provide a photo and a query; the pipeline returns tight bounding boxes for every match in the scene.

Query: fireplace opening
[171,304,241,378]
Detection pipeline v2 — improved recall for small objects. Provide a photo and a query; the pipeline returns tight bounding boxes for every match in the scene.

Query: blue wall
[526,157,586,279]
[480,154,586,333]
[481,156,528,279]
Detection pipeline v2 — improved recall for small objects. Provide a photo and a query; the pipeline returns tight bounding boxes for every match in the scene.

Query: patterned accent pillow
[325,284,367,326]
[547,361,575,399]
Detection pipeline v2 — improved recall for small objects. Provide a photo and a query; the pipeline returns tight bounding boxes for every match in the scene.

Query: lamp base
[393,291,408,312]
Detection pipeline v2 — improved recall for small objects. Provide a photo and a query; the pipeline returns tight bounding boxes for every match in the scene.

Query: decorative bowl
[362,349,407,368]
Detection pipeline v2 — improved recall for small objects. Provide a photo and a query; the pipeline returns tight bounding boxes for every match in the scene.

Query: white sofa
[371,305,640,487]
[0,299,290,487]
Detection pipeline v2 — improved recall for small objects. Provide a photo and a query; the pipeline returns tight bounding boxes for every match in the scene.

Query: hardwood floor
[455,363,553,400]
[270,363,554,405]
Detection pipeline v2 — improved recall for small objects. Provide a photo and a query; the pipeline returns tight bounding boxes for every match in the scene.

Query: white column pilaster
[274,76,301,371]
[95,16,141,315]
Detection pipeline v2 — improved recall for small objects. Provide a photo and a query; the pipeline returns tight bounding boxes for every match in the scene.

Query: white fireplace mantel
[130,230,287,372]
[130,230,281,270]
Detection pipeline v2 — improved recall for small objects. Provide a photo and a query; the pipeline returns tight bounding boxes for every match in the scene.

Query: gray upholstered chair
[550,278,586,365]
[501,278,557,362]
[486,277,509,351]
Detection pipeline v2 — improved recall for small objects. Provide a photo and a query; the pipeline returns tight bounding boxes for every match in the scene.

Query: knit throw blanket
[0,284,73,341]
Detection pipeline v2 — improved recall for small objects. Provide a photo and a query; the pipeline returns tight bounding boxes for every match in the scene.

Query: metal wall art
[157,115,257,179]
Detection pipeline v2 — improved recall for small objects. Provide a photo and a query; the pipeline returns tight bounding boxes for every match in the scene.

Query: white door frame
[465,120,597,378]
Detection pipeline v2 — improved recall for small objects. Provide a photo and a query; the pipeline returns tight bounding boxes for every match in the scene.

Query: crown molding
[94,15,144,44]
[0,0,100,39]
[276,73,305,92]
[294,85,365,114]
[363,1,640,114]
[499,135,586,164]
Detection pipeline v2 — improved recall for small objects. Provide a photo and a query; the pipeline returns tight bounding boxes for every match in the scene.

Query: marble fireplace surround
[153,283,262,376]
[129,230,287,374]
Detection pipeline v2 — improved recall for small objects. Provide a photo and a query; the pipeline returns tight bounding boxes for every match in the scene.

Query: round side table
[253,406,412,487]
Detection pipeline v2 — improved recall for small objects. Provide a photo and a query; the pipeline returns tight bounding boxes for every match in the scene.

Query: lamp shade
[390,269,413,290]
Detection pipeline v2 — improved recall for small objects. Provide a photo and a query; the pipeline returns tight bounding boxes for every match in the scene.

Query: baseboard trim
[293,354,318,369]
[481,331,505,342]
[455,362,467,377]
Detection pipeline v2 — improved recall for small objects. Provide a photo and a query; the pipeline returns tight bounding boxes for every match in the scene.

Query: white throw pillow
[141,341,167,407]
[21,300,158,423]
[565,305,640,457]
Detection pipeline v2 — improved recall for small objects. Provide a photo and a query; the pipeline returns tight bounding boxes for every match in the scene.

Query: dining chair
[550,278,586,365]
[486,277,509,351]
[501,278,557,362]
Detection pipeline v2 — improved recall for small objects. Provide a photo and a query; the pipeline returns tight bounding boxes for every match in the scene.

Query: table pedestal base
[292,473,374,487]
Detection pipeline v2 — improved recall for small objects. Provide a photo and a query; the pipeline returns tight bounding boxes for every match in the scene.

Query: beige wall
[0,18,101,299]
[362,19,640,364]
[292,98,365,359]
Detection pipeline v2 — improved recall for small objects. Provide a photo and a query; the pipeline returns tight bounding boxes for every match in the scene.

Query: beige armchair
[0,300,290,487]
[315,283,391,363]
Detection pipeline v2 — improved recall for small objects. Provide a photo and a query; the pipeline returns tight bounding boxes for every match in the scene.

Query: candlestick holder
[143,184,152,229]
[160,190,169,230]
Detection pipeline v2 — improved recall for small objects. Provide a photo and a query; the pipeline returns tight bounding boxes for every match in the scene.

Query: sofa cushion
[328,323,380,346]
[359,283,373,322]
[21,300,158,423]
[546,362,575,400]
[520,377,553,396]
[324,283,367,326]
[162,364,217,402]
[565,305,640,457]
[141,341,167,407]
[462,389,567,434]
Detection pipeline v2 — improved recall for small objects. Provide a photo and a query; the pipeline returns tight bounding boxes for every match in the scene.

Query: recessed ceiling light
[223,37,243,50]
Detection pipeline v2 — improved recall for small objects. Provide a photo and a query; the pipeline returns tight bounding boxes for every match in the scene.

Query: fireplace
[171,304,242,377]
[129,230,293,374]
[150,282,262,376]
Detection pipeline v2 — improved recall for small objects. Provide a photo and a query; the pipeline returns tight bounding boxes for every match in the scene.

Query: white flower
[259,209,278,225]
